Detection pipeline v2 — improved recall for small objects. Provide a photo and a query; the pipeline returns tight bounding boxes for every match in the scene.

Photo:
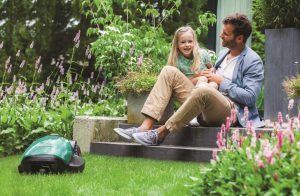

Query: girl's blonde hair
[167,26,200,72]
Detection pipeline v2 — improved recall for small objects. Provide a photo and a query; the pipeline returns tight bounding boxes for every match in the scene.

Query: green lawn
[0,154,202,196]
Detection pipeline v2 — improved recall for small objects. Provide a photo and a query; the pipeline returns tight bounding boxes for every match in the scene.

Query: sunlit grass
[0,154,203,196]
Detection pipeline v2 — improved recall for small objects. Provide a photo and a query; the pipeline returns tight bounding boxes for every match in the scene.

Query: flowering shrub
[189,108,300,195]
[0,31,126,156]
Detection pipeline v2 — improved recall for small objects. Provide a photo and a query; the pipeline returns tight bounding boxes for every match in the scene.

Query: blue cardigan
[215,46,264,128]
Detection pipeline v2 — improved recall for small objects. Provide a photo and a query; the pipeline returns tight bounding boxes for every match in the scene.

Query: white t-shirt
[216,54,239,80]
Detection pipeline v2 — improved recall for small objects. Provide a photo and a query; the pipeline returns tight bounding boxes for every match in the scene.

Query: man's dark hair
[222,13,252,43]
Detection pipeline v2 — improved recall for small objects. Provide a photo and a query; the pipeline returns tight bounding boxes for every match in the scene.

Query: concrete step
[90,141,217,162]
[119,123,273,148]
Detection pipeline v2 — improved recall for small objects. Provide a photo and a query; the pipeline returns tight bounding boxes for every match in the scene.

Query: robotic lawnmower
[18,135,85,174]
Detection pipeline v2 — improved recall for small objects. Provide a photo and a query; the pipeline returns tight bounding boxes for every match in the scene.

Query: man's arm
[203,57,263,107]
[219,58,264,107]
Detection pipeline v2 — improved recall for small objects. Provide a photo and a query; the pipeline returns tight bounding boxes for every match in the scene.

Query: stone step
[90,142,217,162]
[119,123,273,148]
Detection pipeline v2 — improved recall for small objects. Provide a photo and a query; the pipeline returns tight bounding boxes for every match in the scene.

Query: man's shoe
[113,127,141,140]
[132,130,164,146]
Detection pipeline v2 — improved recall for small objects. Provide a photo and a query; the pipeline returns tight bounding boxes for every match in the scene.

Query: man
[114,13,264,146]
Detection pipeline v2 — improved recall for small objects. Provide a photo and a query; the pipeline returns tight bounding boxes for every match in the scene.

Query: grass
[0,154,202,196]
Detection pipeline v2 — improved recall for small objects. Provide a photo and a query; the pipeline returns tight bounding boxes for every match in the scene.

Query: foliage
[189,114,300,195]
[88,22,169,81]
[83,0,216,83]
[283,75,300,98]
[253,0,300,29]
[0,0,90,82]
[0,33,126,156]
[251,21,266,61]
[195,12,216,39]
[116,70,157,95]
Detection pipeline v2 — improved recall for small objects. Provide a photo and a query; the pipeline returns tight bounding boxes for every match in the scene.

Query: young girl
[167,26,218,126]
[167,26,218,89]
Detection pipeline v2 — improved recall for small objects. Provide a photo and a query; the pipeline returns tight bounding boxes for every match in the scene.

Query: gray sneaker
[132,130,163,146]
[113,127,141,140]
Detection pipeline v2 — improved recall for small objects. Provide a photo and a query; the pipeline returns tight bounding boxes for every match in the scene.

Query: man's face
[219,24,238,49]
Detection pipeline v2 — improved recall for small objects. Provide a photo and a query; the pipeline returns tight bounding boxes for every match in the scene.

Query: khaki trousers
[141,66,232,132]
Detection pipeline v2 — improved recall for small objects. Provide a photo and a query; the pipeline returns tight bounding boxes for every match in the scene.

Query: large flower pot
[126,92,174,124]
[264,28,300,120]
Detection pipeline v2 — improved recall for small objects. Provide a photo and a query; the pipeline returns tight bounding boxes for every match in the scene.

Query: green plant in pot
[283,75,300,113]
[116,58,173,124]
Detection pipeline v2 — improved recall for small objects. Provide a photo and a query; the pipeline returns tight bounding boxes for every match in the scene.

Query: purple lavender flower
[137,55,143,66]
[73,30,81,43]
[19,60,26,68]
[30,41,34,48]
[16,50,20,57]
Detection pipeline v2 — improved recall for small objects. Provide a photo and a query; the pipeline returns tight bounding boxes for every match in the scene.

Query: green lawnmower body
[21,135,73,164]
[18,135,85,174]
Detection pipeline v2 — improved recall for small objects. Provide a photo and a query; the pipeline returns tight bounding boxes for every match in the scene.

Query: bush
[189,116,300,195]
[253,0,300,29]
[283,75,300,98]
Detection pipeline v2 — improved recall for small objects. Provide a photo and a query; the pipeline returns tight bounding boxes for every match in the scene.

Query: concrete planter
[264,28,300,120]
[127,92,174,124]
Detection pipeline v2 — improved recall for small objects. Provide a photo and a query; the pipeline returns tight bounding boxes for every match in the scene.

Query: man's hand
[202,69,224,85]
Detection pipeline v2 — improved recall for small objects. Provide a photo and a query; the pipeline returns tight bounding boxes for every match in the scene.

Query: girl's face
[177,31,194,59]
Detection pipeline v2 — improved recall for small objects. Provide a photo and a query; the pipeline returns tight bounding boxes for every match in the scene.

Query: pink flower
[277,131,284,149]
[255,155,264,169]
[239,136,244,147]
[216,131,225,150]
[288,119,295,143]
[225,117,231,133]
[265,150,274,165]
[230,108,237,124]
[231,129,240,146]
[212,149,218,161]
